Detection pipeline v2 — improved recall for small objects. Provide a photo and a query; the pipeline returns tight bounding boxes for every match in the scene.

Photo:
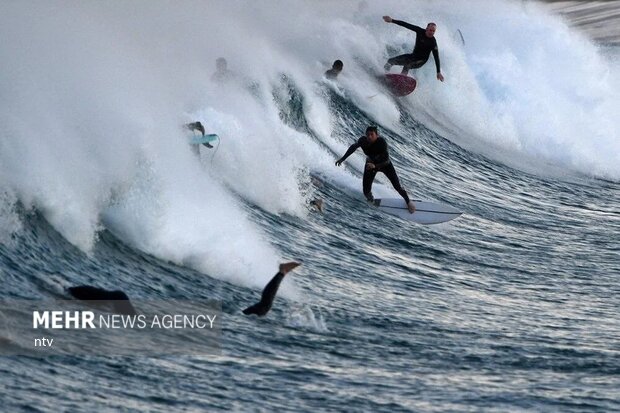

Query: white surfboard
[372,198,462,225]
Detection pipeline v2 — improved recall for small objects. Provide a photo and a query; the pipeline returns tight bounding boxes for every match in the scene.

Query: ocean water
[1,0,619,411]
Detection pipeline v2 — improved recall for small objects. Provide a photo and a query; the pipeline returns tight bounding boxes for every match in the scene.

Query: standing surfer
[211,57,235,83]
[383,16,444,81]
[335,126,416,213]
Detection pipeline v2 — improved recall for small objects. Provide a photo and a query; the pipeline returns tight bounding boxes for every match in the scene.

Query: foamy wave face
[225,0,620,180]
[396,0,620,179]
[1,0,617,292]
[100,155,288,291]
[0,189,23,246]
[0,2,305,291]
[0,2,163,250]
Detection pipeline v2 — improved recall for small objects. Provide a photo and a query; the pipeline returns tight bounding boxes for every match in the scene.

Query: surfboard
[189,134,218,145]
[384,74,417,96]
[372,198,462,225]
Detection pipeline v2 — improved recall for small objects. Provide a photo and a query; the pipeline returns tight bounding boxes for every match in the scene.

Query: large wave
[0,0,617,290]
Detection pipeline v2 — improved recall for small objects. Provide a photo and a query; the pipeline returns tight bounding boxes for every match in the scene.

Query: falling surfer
[243,262,301,316]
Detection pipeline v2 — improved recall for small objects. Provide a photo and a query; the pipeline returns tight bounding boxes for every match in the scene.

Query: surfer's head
[425,23,437,37]
[216,57,228,72]
[332,60,343,71]
[425,23,436,37]
[366,125,379,142]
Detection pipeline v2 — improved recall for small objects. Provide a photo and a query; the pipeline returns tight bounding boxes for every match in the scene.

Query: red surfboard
[384,74,417,96]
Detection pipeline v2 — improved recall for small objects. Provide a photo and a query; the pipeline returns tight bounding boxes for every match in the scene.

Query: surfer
[211,57,235,83]
[382,16,444,81]
[310,198,324,213]
[67,285,137,315]
[335,126,415,213]
[324,60,344,80]
[243,262,301,316]
[186,121,205,136]
[185,121,213,152]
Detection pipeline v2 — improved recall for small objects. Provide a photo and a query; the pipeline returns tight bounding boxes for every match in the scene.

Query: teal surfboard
[190,134,218,144]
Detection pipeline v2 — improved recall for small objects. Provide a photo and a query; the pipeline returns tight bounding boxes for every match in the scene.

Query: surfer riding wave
[383,15,444,82]
[336,126,416,214]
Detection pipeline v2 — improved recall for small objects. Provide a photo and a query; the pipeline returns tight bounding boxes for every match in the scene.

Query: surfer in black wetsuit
[211,57,235,83]
[335,126,415,213]
[383,16,444,81]
[186,121,205,136]
[243,262,301,316]
[324,60,344,80]
[67,286,137,315]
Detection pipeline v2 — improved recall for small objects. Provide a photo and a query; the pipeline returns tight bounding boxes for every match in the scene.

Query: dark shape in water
[67,285,137,315]
[243,262,301,316]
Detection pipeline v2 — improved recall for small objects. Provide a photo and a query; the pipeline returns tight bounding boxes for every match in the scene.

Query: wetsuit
[338,136,411,204]
[324,68,340,80]
[68,285,137,315]
[242,272,285,316]
[186,122,205,136]
[387,20,441,74]
[211,69,235,83]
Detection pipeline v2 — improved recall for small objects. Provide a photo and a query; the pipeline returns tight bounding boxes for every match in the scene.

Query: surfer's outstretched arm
[383,16,423,34]
[242,262,301,317]
[335,141,361,166]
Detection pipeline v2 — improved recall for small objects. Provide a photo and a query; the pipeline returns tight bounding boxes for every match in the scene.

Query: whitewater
[1,0,618,411]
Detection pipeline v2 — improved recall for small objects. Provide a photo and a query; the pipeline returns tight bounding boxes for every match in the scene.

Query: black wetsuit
[387,20,440,74]
[339,136,411,204]
[324,68,340,80]
[242,272,285,316]
[211,69,235,83]
[68,285,137,315]
[186,122,205,135]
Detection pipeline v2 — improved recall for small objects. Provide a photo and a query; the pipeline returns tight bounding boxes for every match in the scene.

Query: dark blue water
[1,83,619,411]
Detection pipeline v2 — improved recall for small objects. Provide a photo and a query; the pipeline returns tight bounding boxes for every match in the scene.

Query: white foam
[1,0,618,295]
[398,0,620,179]
[286,305,329,332]
[0,188,22,246]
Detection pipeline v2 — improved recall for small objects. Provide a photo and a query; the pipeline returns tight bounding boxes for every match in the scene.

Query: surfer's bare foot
[407,201,416,214]
[279,262,301,274]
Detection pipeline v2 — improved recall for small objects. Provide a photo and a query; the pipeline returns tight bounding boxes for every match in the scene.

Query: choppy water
[1,1,619,411]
